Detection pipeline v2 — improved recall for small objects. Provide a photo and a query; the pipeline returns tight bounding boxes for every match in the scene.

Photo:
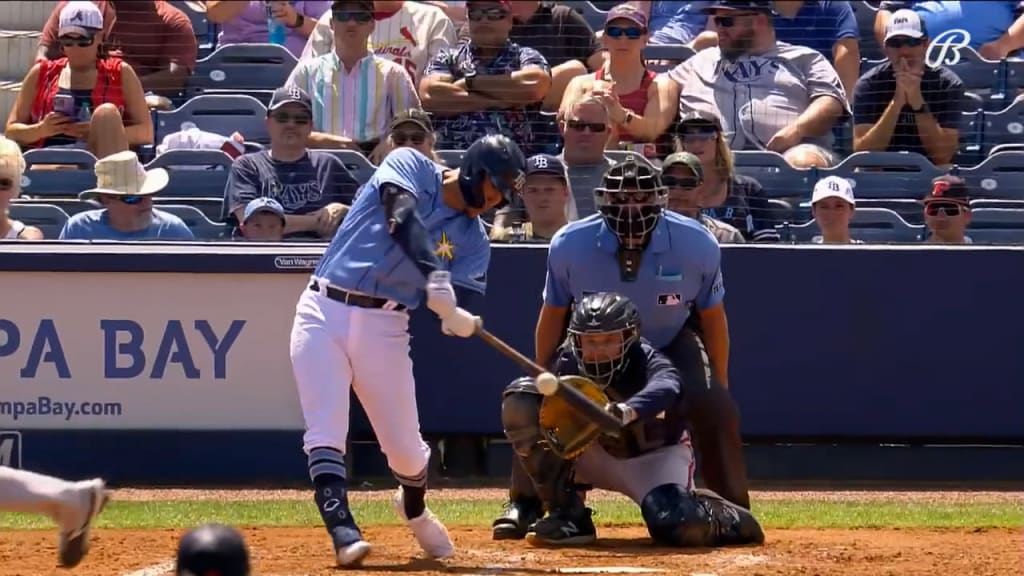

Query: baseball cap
[885,9,927,41]
[243,197,286,224]
[467,0,511,7]
[923,175,970,203]
[811,176,856,206]
[605,4,648,29]
[390,108,433,133]
[268,85,312,114]
[332,0,374,12]
[526,154,567,180]
[661,152,704,183]
[703,0,777,15]
[679,109,723,129]
[59,1,103,37]
[176,524,250,576]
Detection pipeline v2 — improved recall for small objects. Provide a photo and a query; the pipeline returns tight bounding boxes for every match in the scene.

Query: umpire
[493,155,750,539]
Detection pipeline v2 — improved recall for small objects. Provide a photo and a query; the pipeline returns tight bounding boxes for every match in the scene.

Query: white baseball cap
[59,1,103,37]
[811,176,856,206]
[885,9,926,42]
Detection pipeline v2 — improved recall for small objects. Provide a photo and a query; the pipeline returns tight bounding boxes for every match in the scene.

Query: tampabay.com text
[0,396,123,421]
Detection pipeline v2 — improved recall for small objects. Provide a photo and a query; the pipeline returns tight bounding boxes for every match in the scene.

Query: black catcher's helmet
[594,155,668,246]
[568,292,642,387]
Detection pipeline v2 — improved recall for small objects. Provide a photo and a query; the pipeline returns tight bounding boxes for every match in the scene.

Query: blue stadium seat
[168,0,216,59]
[820,151,945,200]
[957,109,985,165]
[981,96,1024,150]
[966,208,1024,243]
[147,149,235,199]
[642,44,695,72]
[778,207,923,243]
[158,204,229,239]
[957,151,1024,199]
[186,43,297,102]
[731,150,816,199]
[6,203,69,239]
[156,94,269,145]
[800,198,925,225]
[21,148,98,198]
[437,149,464,167]
[998,57,1024,99]
[971,198,1024,210]
[557,1,606,32]
[316,149,377,185]
[13,197,97,216]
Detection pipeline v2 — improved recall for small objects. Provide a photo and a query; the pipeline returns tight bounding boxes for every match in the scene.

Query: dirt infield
[0,490,1020,576]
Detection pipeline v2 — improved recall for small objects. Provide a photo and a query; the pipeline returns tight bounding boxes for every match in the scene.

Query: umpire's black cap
[176,523,251,576]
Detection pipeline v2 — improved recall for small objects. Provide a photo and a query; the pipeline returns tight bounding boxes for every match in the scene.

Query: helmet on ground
[594,154,668,246]
[457,134,527,209]
[176,523,251,576]
[568,292,642,386]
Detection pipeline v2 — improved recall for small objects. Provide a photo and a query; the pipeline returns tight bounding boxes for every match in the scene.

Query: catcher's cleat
[525,507,596,547]
[492,499,542,540]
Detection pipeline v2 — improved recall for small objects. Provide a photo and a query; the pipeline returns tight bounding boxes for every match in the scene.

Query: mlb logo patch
[658,293,682,306]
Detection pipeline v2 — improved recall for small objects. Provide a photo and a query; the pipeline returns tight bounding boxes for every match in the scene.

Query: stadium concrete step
[0,1,58,127]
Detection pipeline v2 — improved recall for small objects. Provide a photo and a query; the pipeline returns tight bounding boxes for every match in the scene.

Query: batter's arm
[380,183,441,279]
[697,303,730,389]
[535,304,569,369]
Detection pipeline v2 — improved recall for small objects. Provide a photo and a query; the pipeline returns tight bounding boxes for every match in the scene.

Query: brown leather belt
[309,281,407,311]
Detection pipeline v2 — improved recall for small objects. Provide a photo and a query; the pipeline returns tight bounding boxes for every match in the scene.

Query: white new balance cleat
[58,478,109,568]
[391,487,454,559]
[335,540,372,567]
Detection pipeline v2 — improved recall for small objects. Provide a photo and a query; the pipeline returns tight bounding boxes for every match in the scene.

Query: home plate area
[0,524,1018,575]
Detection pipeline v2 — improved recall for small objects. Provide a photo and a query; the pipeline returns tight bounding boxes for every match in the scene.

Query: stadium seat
[852,1,884,61]
[557,1,606,32]
[999,57,1024,99]
[963,92,984,112]
[731,150,816,199]
[21,148,98,198]
[957,109,985,165]
[642,44,695,72]
[6,203,69,239]
[168,0,216,59]
[316,149,377,185]
[971,198,1024,210]
[966,208,1024,243]
[820,151,945,200]
[186,43,297,104]
[800,198,925,225]
[437,149,464,167]
[158,204,229,240]
[981,96,1024,149]
[957,151,1024,200]
[156,94,270,145]
[778,207,923,243]
[13,197,97,216]
[146,149,235,199]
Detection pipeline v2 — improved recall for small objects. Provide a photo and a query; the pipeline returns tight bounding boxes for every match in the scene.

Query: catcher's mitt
[538,375,610,459]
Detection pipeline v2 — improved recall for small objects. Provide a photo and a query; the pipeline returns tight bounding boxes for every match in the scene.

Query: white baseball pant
[0,467,97,529]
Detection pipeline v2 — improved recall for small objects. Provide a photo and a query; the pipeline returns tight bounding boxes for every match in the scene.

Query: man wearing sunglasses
[420,0,553,154]
[921,175,973,244]
[853,9,964,168]
[662,151,745,244]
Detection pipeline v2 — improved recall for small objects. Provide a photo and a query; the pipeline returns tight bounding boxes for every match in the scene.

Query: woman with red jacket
[5,1,151,157]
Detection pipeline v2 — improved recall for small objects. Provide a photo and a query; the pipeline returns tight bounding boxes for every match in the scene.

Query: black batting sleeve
[381,182,441,280]
[625,344,683,420]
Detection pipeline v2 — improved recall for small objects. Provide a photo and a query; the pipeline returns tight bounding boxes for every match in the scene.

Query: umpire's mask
[595,155,668,248]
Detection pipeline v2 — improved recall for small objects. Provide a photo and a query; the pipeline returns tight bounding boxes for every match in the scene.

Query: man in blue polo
[492,154,751,539]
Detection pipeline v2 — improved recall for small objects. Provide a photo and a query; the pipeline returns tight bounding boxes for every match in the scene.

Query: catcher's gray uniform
[668,43,850,160]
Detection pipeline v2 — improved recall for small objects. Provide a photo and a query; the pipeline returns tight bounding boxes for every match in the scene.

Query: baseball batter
[290,137,526,566]
[494,155,751,539]
[0,468,107,567]
[502,292,763,546]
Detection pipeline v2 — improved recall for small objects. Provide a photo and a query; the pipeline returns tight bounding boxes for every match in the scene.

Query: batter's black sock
[308,447,356,533]
[393,467,427,519]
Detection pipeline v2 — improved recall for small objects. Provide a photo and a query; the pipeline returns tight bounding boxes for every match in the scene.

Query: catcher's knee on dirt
[640,484,764,547]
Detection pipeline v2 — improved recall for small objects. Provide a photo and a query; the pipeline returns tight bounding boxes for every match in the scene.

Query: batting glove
[425,270,457,319]
[605,402,638,426]
[441,306,480,338]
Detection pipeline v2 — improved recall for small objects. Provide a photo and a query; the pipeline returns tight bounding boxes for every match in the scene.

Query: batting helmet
[176,523,251,576]
[594,155,668,246]
[457,134,527,210]
[568,292,642,387]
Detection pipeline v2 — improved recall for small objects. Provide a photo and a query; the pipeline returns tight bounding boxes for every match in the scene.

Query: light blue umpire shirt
[314,148,490,309]
[543,211,725,348]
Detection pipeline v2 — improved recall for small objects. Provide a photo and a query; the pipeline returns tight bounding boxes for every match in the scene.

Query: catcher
[502,291,764,547]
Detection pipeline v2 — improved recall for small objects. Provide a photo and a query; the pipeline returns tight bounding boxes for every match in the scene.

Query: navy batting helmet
[176,523,250,576]
[457,134,527,209]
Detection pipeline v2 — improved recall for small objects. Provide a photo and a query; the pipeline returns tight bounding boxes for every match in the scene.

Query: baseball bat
[472,321,623,435]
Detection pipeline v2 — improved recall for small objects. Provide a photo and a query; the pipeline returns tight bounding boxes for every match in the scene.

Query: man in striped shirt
[287,0,421,156]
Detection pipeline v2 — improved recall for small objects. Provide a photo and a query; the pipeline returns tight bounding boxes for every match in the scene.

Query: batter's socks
[308,447,359,535]
[393,467,427,519]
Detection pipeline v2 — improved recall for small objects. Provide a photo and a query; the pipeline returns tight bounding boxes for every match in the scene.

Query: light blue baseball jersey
[543,212,725,348]
[315,148,490,308]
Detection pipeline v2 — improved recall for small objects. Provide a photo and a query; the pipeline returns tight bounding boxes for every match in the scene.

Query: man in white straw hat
[59,150,194,240]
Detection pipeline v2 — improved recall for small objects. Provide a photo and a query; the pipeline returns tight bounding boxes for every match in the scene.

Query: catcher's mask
[594,155,668,248]
[568,292,641,387]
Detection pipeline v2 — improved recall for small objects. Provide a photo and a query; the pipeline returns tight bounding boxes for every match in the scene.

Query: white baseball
[536,372,559,396]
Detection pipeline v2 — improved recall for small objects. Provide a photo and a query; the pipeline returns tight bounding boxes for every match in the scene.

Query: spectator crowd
[5,0,1024,245]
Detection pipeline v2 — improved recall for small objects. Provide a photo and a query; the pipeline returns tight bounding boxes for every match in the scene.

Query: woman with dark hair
[5,1,151,157]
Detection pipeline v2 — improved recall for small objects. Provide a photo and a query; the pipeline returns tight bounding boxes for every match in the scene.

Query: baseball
[536,372,559,396]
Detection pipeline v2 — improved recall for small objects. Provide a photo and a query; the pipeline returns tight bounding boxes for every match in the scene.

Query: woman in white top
[0,136,43,240]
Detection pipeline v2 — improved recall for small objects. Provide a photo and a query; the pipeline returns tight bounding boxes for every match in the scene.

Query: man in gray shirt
[560,96,616,216]
[667,0,850,169]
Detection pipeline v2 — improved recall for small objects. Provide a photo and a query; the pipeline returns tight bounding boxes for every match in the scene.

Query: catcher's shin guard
[494,380,546,539]
[641,484,763,548]
[694,488,764,546]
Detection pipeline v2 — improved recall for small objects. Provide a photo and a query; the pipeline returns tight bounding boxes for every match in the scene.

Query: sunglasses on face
[605,26,646,39]
[567,120,607,133]
[117,195,143,205]
[468,6,510,22]
[925,202,965,216]
[333,10,373,23]
[662,175,699,189]
[271,112,311,125]
[886,37,925,49]
[681,125,719,139]
[392,130,426,145]
[713,12,759,28]
[59,35,94,47]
